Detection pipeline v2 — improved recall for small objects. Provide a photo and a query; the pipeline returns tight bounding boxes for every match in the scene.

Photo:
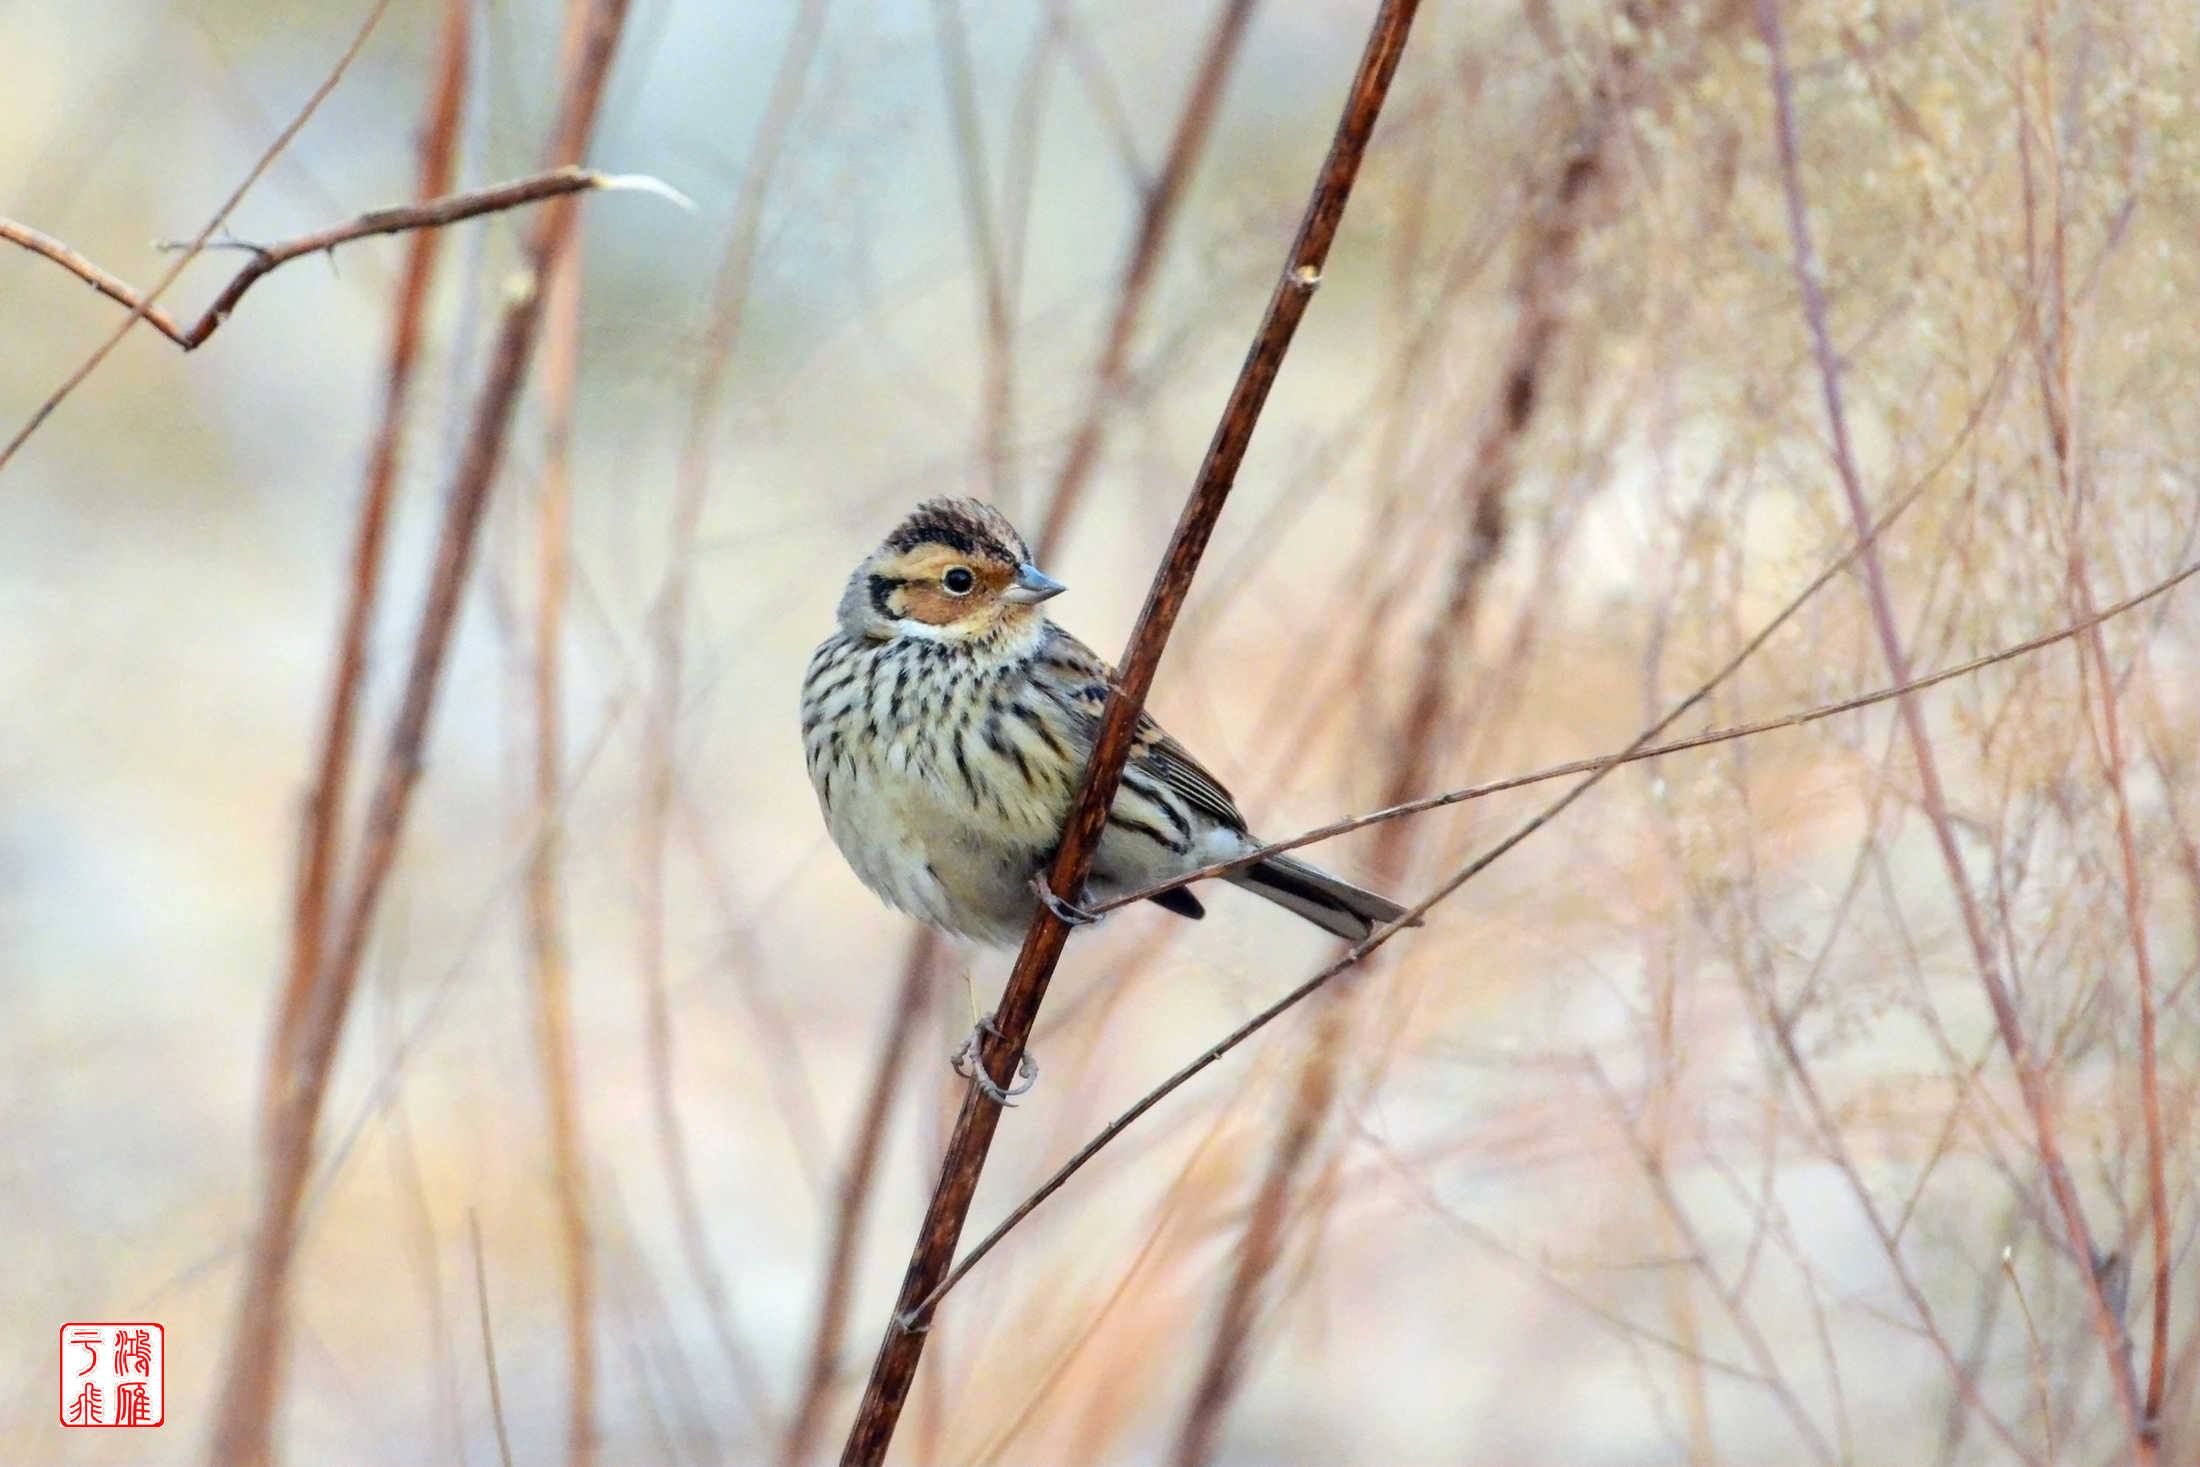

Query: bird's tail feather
[1225,852,1412,942]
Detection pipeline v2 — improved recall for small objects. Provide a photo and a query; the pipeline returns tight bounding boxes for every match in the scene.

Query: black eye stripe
[868,573,904,617]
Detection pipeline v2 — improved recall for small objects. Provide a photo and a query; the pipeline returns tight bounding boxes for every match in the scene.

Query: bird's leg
[952,1015,1039,1105]
[1028,872,1098,927]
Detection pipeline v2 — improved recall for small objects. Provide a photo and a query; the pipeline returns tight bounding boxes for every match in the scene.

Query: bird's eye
[942,567,976,595]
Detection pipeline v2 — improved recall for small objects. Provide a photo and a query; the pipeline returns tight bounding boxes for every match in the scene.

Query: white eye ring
[942,567,976,595]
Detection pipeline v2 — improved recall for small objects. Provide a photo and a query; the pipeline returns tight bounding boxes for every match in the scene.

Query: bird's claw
[1029,874,1097,927]
[952,1022,1039,1105]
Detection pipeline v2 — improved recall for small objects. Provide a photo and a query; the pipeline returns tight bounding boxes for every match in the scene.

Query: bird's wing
[1037,627,1249,833]
[1130,715,1247,832]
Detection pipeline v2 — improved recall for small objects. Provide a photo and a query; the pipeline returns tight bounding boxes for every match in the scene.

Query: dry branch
[1168,12,1673,1451]
[275,0,470,1156]
[1090,551,2200,914]
[906,542,2200,1330]
[2016,6,2172,1428]
[528,118,595,1467]
[637,0,833,1429]
[0,0,395,470]
[931,0,1017,499]
[834,2,1423,1460]
[469,1211,518,1467]
[206,0,637,1459]
[1030,0,1261,561]
[0,168,646,354]
[1754,0,2149,1456]
[782,931,940,1467]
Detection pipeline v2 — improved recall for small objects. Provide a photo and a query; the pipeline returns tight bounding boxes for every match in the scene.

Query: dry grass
[3,1,2196,1463]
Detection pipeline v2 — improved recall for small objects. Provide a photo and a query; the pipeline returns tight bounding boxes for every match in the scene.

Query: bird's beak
[1003,563,1067,605]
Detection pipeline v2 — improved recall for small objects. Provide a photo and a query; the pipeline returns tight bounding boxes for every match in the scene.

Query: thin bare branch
[1753,0,2147,1455]
[528,136,594,1467]
[835,4,1423,1460]
[1031,0,1260,560]
[0,0,395,470]
[1095,551,2200,916]
[910,545,2200,1328]
[0,168,655,357]
[469,1210,517,1467]
[1168,1002,1334,1467]
[640,0,831,1427]
[2017,1,2170,1430]
[1169,18,1676,1453]
[782,932,939,1467]
[207,0,636,1458]
[273,0,469,1162]
[932,0,1017,498]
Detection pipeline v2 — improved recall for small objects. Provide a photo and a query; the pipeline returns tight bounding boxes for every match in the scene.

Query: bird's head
[838,497,1066,646]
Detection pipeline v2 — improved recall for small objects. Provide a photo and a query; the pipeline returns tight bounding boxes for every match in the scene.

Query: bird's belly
[822,748,1053,945]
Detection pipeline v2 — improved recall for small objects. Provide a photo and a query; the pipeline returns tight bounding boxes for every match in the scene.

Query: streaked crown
[837,497,1065,643]
[883,497,1031,564]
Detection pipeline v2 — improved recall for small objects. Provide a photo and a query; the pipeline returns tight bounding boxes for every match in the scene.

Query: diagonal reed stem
[834,4,1423,1460]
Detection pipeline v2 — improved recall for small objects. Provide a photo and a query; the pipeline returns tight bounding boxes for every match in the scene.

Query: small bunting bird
[799,498,1408,952]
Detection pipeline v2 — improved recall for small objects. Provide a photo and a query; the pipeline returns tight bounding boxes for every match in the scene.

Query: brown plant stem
[0,167,615,356]
[470,1211,517,1467]
[932,0,1017,499]
[0,0,394,470]
[835,4,1422,1460]
[1377,1,1645,833]
[1753,0,2147,1456]
[1092,553,2200,916]
[206,0,634,1459]
[274,0,469,1163]
[2017,3,2169,1429]
[907,544,2200,1329]
[782,931,940,1467]
[528,165,594,1467]
[1168,17,1667,1453]
[1030,0,1260,562]
[1167,1009,1334,1467]
[639,0,830,1427]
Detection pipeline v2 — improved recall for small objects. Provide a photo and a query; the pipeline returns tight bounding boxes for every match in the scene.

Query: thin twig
[909,546,2200,1326]
[2003,1245,2059,1465]
[782,931,939,1467]
[528,136,595,1467]
[996,2,1066,321]
[2018,3,2168,1432]
[1168,1007,1334,1467]
[206,2,636,1460]
[835,4,1423,1461]
[377,963,467,1461]
[932,0,1016,499]
[1092,556,2200,916]
[272,0,469,1165]
[1758,975,2036,1459]
[1030,0,1260,561]
[0,0,394,470]
[336,7,471,1462]
[1753,0,2147,1456]
[1168,19,1671,1453]
[0,169,659,356]
[1583,1055,1841,1463]
[1107,241,2091,918]
[640,0,830,1428]
[469,1211,517,1467]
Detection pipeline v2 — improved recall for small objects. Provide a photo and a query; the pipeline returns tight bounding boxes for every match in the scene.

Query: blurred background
[5,0,2197,1462]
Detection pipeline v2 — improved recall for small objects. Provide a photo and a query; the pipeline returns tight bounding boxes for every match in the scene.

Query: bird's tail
[1226,852,1412,942]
